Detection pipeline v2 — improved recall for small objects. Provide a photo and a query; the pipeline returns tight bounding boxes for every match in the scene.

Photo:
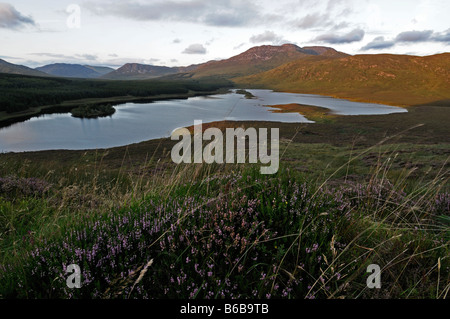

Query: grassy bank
[266,103,335,123]
[0,104,448,299]
[0,151,448,299]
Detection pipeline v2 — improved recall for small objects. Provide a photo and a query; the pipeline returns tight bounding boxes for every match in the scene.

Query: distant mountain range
[101,64,177,80]
[100,62,203,80]
[35,63,115,78]
[0,59,50,77]
[0,44,347,80]
[1,44,449,105]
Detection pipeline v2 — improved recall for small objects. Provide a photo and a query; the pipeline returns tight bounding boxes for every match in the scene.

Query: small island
[71,103,116,119]
[235,89,256,99]
[267,103,335,122]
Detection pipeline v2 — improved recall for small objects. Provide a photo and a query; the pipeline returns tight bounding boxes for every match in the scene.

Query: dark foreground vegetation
[0,103,448,299]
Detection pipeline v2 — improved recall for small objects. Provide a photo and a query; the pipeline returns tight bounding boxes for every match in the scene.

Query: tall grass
[0,140,448,299]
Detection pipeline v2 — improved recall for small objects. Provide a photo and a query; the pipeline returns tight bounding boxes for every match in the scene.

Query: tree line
[0,73,232,113]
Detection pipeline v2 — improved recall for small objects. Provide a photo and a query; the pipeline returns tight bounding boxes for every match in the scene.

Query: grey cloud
[0,3,35,29]
[182,44,207,54]
[233,42,246,50]
[361,36,395,51]
[295,11,351,32]
[395,30,433,42]
[30,52,101,64]
[314,28,365,44]
[431,29,450,43]
[250,31,287,45]
[361,29,450,51]
[295,12,331,29]
[202,12,250,27]
[84,0,268,27]
[76,54,98,61]
[326,0,344,11]
[332,21,349,30]
[30,52,75,59]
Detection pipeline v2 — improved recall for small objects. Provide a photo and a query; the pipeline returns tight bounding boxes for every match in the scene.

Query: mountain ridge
[35,63,115,78]
[190,44,348,78]
[0,59,50,77]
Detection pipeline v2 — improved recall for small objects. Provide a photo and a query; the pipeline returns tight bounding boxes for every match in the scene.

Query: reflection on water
[0,89,407,152]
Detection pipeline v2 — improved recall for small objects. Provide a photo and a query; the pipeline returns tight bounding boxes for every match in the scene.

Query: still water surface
[0,89,407,152]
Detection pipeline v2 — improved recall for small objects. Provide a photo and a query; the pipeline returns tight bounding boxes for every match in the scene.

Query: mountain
[190,44,348,78]
[101,44,346,80]
[0,59,50,77]
[36,63,115,78]
[234,53,450,106]
[101,64,179,80]
[83,65,115,76]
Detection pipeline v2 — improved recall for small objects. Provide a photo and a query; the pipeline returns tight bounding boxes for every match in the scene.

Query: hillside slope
[191,44,347,79]
[0,59,50,77]
[234,53,450,106]
[36,63,114,78]
[102,63,189,80]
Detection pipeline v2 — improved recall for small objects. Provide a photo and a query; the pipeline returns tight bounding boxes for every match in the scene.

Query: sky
[0,0,449,69]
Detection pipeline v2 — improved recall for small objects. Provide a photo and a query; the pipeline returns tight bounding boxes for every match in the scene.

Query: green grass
[0,136,448,299]
[0,98,448,299]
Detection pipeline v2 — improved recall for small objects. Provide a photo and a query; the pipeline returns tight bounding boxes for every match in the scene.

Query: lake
[0,89,407,153]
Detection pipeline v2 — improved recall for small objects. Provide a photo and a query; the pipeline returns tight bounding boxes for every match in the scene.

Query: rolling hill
[190,44,348,78]
[101,44,347,80]
[36,63,115,78]
[234,53,450,106]
[101,63,196,80]
[0,59,50,77]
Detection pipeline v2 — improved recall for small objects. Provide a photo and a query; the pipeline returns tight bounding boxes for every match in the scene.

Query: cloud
[361,29,450,51]
[30,52,102,66]
[432,29,450,43]
[332,21,350,30]
[249,31,288,45]
[295,12,331,29]
[233,42,246,50]
[84,0,272,27]
[182,44,207,54]
[395,30,433,43]
[76,54,98,61]
[173,38,181,44]
[30,52,75,60]
[0,3,35,29]
[361,36,395,51]
[314,28,365,44]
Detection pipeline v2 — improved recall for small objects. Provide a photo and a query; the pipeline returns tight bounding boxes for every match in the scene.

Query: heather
[0,165,448,299]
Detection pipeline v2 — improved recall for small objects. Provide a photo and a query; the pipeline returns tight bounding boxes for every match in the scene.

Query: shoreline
[0,88,231,129]
[2,103,449,156]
